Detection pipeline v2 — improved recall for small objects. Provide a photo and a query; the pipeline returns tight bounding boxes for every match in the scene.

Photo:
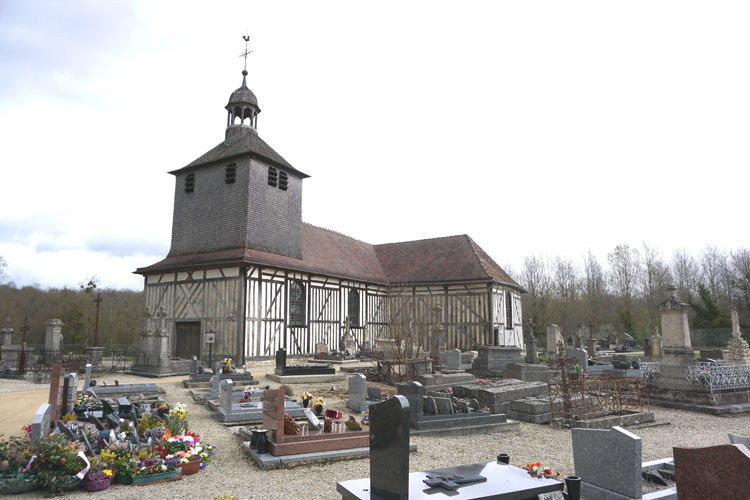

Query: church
[135,62,525,363]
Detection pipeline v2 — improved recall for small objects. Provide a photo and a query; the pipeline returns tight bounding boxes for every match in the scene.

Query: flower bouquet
[524,461,561,480]
[301,392,314,407]
[313,397,326,416]
[240,387,257,403]
[361,411,369,426]
[283,413,300,435]
[220,357,233,373]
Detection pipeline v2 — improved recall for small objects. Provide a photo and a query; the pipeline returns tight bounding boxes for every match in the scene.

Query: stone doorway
[175,321,201,360]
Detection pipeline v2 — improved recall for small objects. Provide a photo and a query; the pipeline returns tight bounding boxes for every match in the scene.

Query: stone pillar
[524,338,538,364]
[658,285,694,366]
[0,328,12,345]
[83,363,92,391]
[44,319,64,353]
[86,346,104,366]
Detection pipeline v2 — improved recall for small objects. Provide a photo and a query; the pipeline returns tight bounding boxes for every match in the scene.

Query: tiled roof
[136,227,522,290]
[374,235,521,288]
[169,133,309,178]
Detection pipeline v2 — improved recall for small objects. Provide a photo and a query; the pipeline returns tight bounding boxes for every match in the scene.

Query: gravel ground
[3,372,750,500]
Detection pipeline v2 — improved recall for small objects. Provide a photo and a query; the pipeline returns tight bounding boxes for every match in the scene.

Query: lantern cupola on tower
[226,36,260,142]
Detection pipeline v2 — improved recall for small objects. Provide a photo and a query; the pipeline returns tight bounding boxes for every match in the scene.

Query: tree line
[0,276,142,348]
[511,244,750,346]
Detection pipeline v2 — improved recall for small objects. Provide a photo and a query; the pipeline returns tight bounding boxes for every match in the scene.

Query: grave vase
[255,430,269,453]
[302,398,309,408]
[314,404,324,416]
[564,475,581,500]
[250,429,259,449]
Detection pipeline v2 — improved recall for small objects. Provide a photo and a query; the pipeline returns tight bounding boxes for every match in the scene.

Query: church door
[175,321,201,360]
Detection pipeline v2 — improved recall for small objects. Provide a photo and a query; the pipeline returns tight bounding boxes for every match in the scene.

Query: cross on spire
[240,34,253,73]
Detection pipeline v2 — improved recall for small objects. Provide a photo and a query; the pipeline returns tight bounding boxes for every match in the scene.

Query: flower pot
[564,475,581,500]
[255,430,269,454]
[63,475,83,491]
[2,475,38,494]
[157,408,169,418]
[179,460,201,475]
[314,405,323,416]
[496,453,510,464]
[284,420,299,435]
[132,469,177,485]
[84,476,112,492]
[302,398,309,408]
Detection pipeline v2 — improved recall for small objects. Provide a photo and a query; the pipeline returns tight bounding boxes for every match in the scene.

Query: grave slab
[241,441,418,470]
[266,372,347,384]
[674,444,750,500]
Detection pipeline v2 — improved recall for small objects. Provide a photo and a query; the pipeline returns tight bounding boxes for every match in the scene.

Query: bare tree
[581,251,607,335]
[641,243,672,330]
[732,248,750,319]
[0,256,7,283]
[519,254,553,330]
[551,256,579,336]
[607,244,641,334]
[671,248,700,302]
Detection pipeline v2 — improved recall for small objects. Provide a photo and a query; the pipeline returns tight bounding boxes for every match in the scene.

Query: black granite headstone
[276,348,287,371]
[61,374,72,416]
[370,395,410,500]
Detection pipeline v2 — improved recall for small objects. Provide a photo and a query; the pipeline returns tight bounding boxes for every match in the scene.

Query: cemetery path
[0,388,47,437]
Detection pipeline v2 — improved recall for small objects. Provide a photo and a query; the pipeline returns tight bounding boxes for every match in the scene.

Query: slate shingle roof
[137,225,522,291]
[169,133,309,178]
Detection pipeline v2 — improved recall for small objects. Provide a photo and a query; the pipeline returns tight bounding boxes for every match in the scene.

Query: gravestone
[568,348,588,370]
[546,324,562,363]
[83,363,92,391]
[304,407,321,429]
[369,395,411,500]
[572,426,642,500]
[0,327,12,345]
[585,338,597,355]
[347,374,368,412]
[727,310,750,364]
[211,361,222,399]
[659,286,694,365]
[674,444,750,500]
[315,342,328,355]
[367,387,382,401]
[651,327,662,359]
[728,432,750,448]
[62,373,77,416]
[31,404,51,441]
[424,396,438,415]
[434,397,454,414]
[471,345,523,377]
[441,349,462,370]
[221,379,234,413]
[47,364,63,423]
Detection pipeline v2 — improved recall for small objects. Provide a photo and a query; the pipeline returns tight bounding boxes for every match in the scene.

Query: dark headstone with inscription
[370,396,411,500]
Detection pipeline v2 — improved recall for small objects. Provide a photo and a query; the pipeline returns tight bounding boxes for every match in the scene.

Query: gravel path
[3,373,750,500]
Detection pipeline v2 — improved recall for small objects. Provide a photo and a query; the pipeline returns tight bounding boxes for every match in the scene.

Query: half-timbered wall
[244,266,389,357]
[491,284,523,348]
[143,267,242,359]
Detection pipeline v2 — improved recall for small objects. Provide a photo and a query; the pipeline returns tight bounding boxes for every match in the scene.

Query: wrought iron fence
[548,376,650,423]
[640,362,660,383]
[685,362,750,392]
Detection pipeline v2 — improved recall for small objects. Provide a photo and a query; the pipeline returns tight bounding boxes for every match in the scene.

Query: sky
[0,1,749,291]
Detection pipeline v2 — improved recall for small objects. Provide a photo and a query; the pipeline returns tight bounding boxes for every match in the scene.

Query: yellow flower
[103,469,113,477]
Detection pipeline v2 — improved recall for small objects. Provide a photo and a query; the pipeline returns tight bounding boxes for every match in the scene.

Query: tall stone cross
[142,307,153,335]
[527,319,536,341]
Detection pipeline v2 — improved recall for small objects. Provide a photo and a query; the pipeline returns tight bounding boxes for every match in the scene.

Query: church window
[279,171,288,191]
[289,280,306,326]
[268,166,278,187]
[225,164,236,184]
[185,173,195,193]
[348,289,360,327]
[505,291,513,329]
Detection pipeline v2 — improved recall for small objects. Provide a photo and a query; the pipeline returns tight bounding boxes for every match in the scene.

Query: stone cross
[527,319,536,341]
[31,404,51,441]
[369,395,411,500]
[142,307,153,335]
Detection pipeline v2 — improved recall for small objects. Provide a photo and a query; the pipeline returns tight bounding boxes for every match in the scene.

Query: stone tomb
[673,444,750,500]
[397,382,512,434]
[346,374,384,413]
[439,349,473,371]
[452,379,548,415]
[337,396,564,500]
[275,348,334,376]
[259,388,369,456]
[572,426,676,500]
[470,345,523,378]
[217,379,305,423]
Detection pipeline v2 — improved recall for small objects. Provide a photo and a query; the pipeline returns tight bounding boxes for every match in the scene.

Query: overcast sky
[1,1,748,291]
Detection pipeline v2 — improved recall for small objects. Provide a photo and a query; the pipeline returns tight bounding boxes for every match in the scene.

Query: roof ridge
[374,233,468,248]
[302,222,374,246]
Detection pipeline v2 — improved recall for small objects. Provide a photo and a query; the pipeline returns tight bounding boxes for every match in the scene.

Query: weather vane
[240,34,252,72]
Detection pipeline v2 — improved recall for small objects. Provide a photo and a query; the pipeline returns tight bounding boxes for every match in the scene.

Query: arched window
[505,291,513,329]
[289,280,306,326]
[348,289,360,327]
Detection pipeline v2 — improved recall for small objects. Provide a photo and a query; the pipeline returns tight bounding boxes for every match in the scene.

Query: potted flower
[131,455,177,485]
[156,401,170,418]
[101,442,135,484]
[323,417,333,433]
[221,357,233,374]
[313,397,326,416]
[0,434,38,494]
[361,411,369,426]
[84,458,114,493]
[344,414,362,431]
[301,392,313,408]
[283,414,300,435]
[73,393,93,418]
[240,387,255,403]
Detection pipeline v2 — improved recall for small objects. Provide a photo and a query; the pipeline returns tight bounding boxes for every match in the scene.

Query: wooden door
[175,321,201,360]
